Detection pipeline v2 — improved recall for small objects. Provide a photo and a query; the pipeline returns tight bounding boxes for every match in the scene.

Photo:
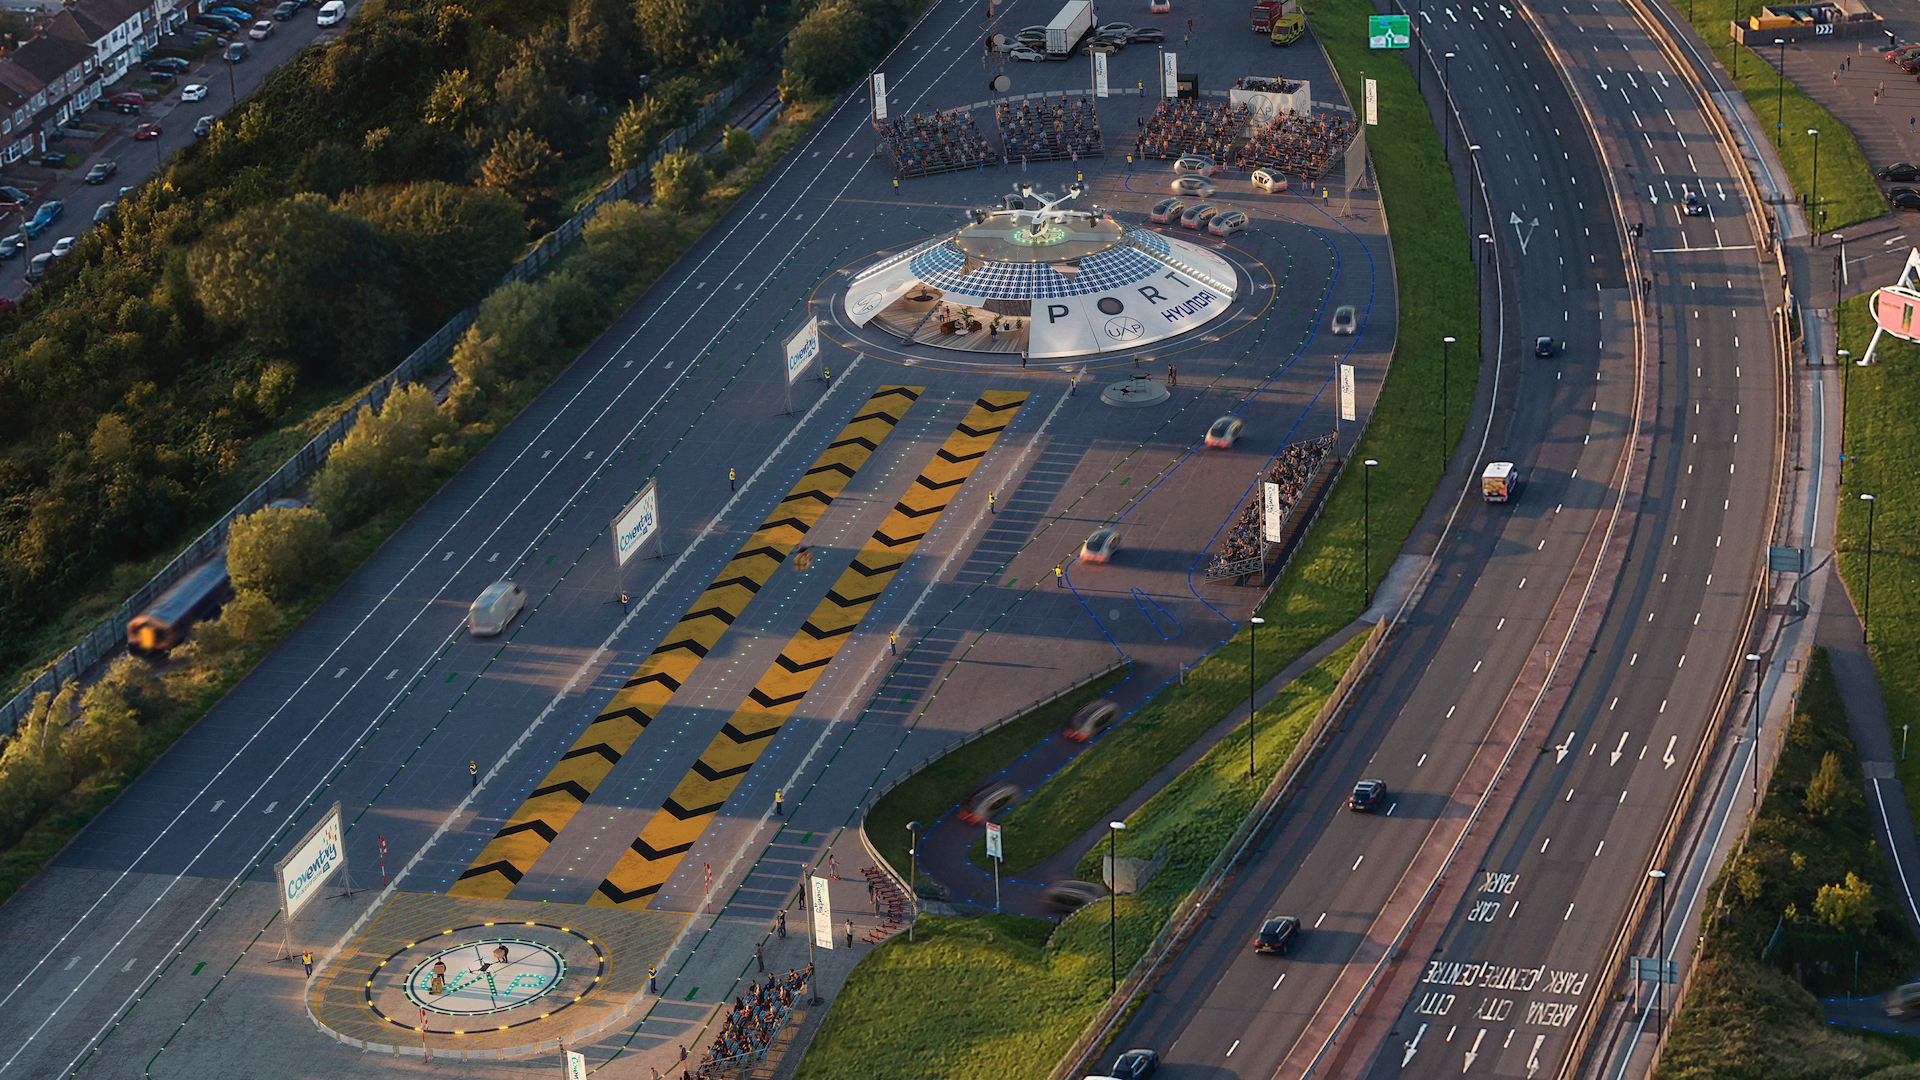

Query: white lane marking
[62,959,75,972]
[386,669,398,680]
[1314,912,1327,927]
[208,801,223,813]
[1595,840,1606,856]
[1228,1040,1241,1057]
[263,802,277,814]
[1540,837,1551,853]
[1564,903,1576,921]
[1273,973,1287,990]
[333,668,347,679]
[441,551,453,561]
[1663,736,1678,768]
[488,552,499,563]
[1352,855,1366,871]
[118,959,135,973]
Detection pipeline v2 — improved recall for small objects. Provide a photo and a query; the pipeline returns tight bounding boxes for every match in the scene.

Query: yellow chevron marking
[448,386,923,899]
[590,391,1029,908]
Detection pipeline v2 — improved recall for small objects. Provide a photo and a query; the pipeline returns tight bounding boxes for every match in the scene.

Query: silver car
[1008,45,1046,61]
[1080,527,1121,563]
[1174,154,1217,176]
[1331,305,1357,335]
[1207,210,1249,237]
[468,581,528,636]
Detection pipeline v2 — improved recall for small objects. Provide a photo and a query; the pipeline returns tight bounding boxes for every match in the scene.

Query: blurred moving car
[1349,778,1386,811]
[249,19,275,37]
[1253,915,1300,954]
[1331,304,1356,335]
[1682,190,1705,216]
[1205,415,1243,448]
[1063,698,1120,742]
[0,233,21,259]
[1080,527,1120,563]
[467,581,527,636]
[1043,880,1106,911]
[24,252,51,281]
[134,122,162,140]
[84,160,117,184]
[1170,175,1214,197]
[224,40,250,61]
[194,115,216,137]
[959,780,1019,823]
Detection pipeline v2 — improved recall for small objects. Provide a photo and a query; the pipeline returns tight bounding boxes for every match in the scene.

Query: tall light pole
[1649,869,1669,1043]
[1775,39,1786,144]
[905,820,921,941]
[1809,128,1821,224]
[1834,233,1847,294]
[1861,493,1877,643]
[1443,52,1456,162]
[1363,460,1379,604]
[1441,336,1455,471]
[1466,144,1482,240]
[1746,652,1764,804]
[1838,348,1851,469]
[1108,820,1126,993]
[1247,617,1265,778]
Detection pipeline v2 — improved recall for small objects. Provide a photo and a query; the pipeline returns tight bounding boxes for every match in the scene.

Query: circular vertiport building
[842,184,1240,360]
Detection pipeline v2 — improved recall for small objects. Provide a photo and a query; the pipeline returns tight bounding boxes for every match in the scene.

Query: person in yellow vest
[301,950,313,977]
[774,789,784,816]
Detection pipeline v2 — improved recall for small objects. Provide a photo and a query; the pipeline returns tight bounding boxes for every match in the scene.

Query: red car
[133,123,161,140]
[107,91,144,114]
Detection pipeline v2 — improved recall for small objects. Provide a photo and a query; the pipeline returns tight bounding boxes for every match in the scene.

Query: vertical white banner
[612,480,659,568]
[1162,52,1178,98]
[1094,51,1109,97]
[565,1050,588,1080]
[985,822,1003,860]
[784,316,820,385]
[810,874,834,950]
[1262,482,1284,543]
[871,73,888,122]
[1365,78,1378,125]
[1340,363,1357,421]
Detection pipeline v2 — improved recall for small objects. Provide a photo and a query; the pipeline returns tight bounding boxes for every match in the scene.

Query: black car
[1349,778,1387,811]
[0,186,27,205]
[1110,1048,1159,1080]
[1879,162,1920,182]
[1128,27,1165,41]
[84,160,118,185]
[273,1,298,16]
[1534,336,1557,358]
[1254,915,1300,955]
[194,13,239,31]
[1888,185,1920,199]
[1893,191,1920,212]
[145,57,190,73]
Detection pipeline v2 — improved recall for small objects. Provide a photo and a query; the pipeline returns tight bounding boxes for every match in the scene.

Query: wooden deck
[868,298,1031,354]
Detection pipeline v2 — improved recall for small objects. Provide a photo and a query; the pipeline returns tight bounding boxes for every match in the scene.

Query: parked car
[194,14,239,32]
[92,202,114,224]
[0,296,15,315]
[1179,202,1218,229]
[1085,38,1122,54]
[224,40,250,61]
[84,160,118,185]
[959,780,1019,823]
[146,68,176,82]
[1128,26,1165,41]
[210,5,251,20]
[1205,415,1243,448]
[1170,174,1213,196]
[49,236,74,257]
[145,57,190,73]
[1331,304,1357,335]
[467,580,527,635]
[1008,45,1045,60]
[24,251,50,282]
[107,91,144,113]
[1250,168,1288,193]
[134,122,162,140]
[1080,527,1120,563]
[1043,881,1105,912]
[1892,190,1920,212]
[1063,698,1119,742]
[0,186,27,205]
[1097,20,1133,34]
[36,152,66,167]
[1207,209,1249,237]
[1349,778,1386,811]
[0,233,19,259]
[316,0,346,24]
[1149,196,1184,224]
[181,84,208,102]
[272,0,299,14]
[1881,162,1920,182]
[249,18,274,37]
[26,200,63,237]
[1253,915,1300,955]
[1173,154,1216,176]
[193,115,216,137]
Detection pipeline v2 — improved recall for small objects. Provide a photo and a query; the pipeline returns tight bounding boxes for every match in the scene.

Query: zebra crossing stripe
[448,386,924,899]
[589,391,1029,908]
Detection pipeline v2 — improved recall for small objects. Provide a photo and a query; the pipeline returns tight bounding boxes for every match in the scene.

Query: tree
[423,68,487,130]
[311,383,458,528]
[481,129,560,212]
[634,0,707,68]
[723,127,755,172]
[583,200,680,281]
[492,60,583,152]
[222,589,285,642]
[449,278,563,395]
[569,0,633,95]
[608,76,702,172]
[1814,872,1876,937]
[227,504,332,603]
[1804,750,1861,822]
[781,0,914,99]
[67,677,140,779]
[341,181,525,331]
[652,148,709,214]
[0,685,76,846]
[186,194,399,372]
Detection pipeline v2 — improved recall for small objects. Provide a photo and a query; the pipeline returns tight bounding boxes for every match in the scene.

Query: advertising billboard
[1162,52,1179,98]
[784,316,821,385]
[871,73,887,121]
[1094,51,1109,98]
[613,480,660,568]
[810,874,834,950]
[275,802,346,921]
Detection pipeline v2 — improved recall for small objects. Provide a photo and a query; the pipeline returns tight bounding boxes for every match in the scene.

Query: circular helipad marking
[364,921,607,1035]
[1100,377,1171,409]
[402,939,565,1015]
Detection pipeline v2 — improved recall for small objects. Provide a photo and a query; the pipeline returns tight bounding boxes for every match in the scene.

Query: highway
[1104,3,1778,1080]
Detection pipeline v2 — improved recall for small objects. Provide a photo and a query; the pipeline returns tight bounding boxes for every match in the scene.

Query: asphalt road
[0,5,1406,1077]
[1101,3,1778,1080]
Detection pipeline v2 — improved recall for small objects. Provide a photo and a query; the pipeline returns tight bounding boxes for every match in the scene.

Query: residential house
[0,32,91,161]
[48,0,156,97]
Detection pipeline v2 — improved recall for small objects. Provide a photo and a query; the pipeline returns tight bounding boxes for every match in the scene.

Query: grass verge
[863,665,1132,884]
[1832,294,1920,837]
[1657,648,1919,1078]
[0,102,825,909]
[1679,0,1881,229]
[800,641,1361,1080]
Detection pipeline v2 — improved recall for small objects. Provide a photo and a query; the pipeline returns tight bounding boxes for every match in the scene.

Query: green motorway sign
[1368,13,1410,47]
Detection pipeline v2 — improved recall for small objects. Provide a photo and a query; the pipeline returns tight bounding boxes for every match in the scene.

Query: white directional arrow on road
[1404,1022,1428,1067]
[1609,731,1630,766]
[1527,1034,1546,1077]
[1510,212,1540,254]
[1555,733,1572,763]
[1663,735,1678,769]
[1464,1028,1487,1072]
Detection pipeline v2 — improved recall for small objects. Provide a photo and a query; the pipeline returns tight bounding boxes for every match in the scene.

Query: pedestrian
[1070,372,1076,396]
[1322,187,1329,203]
[988,491,996,513]
[679,1044,687,1064]
[301,950,313,977]
[829,853,838,879]
[777,911,787,938]
[1021,352,1028,369]
[620,589,630,614]
[893,177,899,193]
[867,879,877,906]
[494,943,509,965]
[1054,565,1064,587]
[470,761,478,788]
[650,964,658,994]
[774,789,783,816]
[846,919,854,947]
[431,959,446,995]
[889,631,897,655]
[1168,362,1178,387]
[989,322,998,341]
[756,944,764,972]
[729,467,736,491]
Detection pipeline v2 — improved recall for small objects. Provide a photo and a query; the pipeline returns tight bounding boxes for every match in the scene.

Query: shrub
[723,126,755,171]
[66,677,140,779]
[480,129,560,214]
[310,383,458,528]
[781,0,916,100]
[221,589,285,643]
[652,147,709,213]
[226,505,332,603]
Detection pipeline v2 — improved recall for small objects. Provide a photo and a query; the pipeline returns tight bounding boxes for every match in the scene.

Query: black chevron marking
[458,860,526,883]
[916,471,972,488]
[591,706,653,728]
[529,779,593,802]
[722,719,783,743]
[748,685,809,709]
[973,396,1024,411]
[827,435,880,453]
[889,500,949,519]
[561,743,623,765]
[843,558,905,578]
[871,386,922,401]
[954,423,1008,438]
[679,607,739,627]
[775,652,833,675]
[492,818,558,842]
[935,448,987,465]
[826,587,885,608]
[758,516,821,535]
[804,460,859,478]
[691,758,753,782]
[663,796,728,820]
[732,545,790,563]
[705,574,766,594]
[649,638,709,659]
[629,834,697,859]
[800,620,860,641]
[872,527,928,546]
[777,488,836,507]
[594,879,663,903]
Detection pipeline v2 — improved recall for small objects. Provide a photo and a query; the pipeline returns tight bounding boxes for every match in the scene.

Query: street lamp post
[1775,39,1787,144]
[1809,128,1821,224]
[1650,869,1669,1043]
[1363,460,1379,604]
[1109,821,1126,994]
[1837,349,1851,470]
[1247,617,1265,778]
[1746,653,1764,804]
[1441,336,1455,471]
[1466,144,1482,239]
[1443,52,1456,162]
[905,821,921,941]
[1834,232,1847,293]
[1862,493,1877,643]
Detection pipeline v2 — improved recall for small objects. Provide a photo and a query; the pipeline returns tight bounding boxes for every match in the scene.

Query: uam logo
[852,291,884,314]
[1104,316,1146,341]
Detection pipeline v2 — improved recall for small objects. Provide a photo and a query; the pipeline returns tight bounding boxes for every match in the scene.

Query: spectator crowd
[1134,99,1251,162]
[690,966,814,1079]
[1234,76,1304,94]
[1206,436,1333,577]
[1239,110,1358,179]
[878,109,994,176]
[997,95,1105,162]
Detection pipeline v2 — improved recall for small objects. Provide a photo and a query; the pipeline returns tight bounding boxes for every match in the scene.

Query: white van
[316,0,345,24]
[468,581,527,636]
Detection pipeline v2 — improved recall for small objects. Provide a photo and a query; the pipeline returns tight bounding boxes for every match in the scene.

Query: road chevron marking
[590,391,1030,908]
[447,386,923,899]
